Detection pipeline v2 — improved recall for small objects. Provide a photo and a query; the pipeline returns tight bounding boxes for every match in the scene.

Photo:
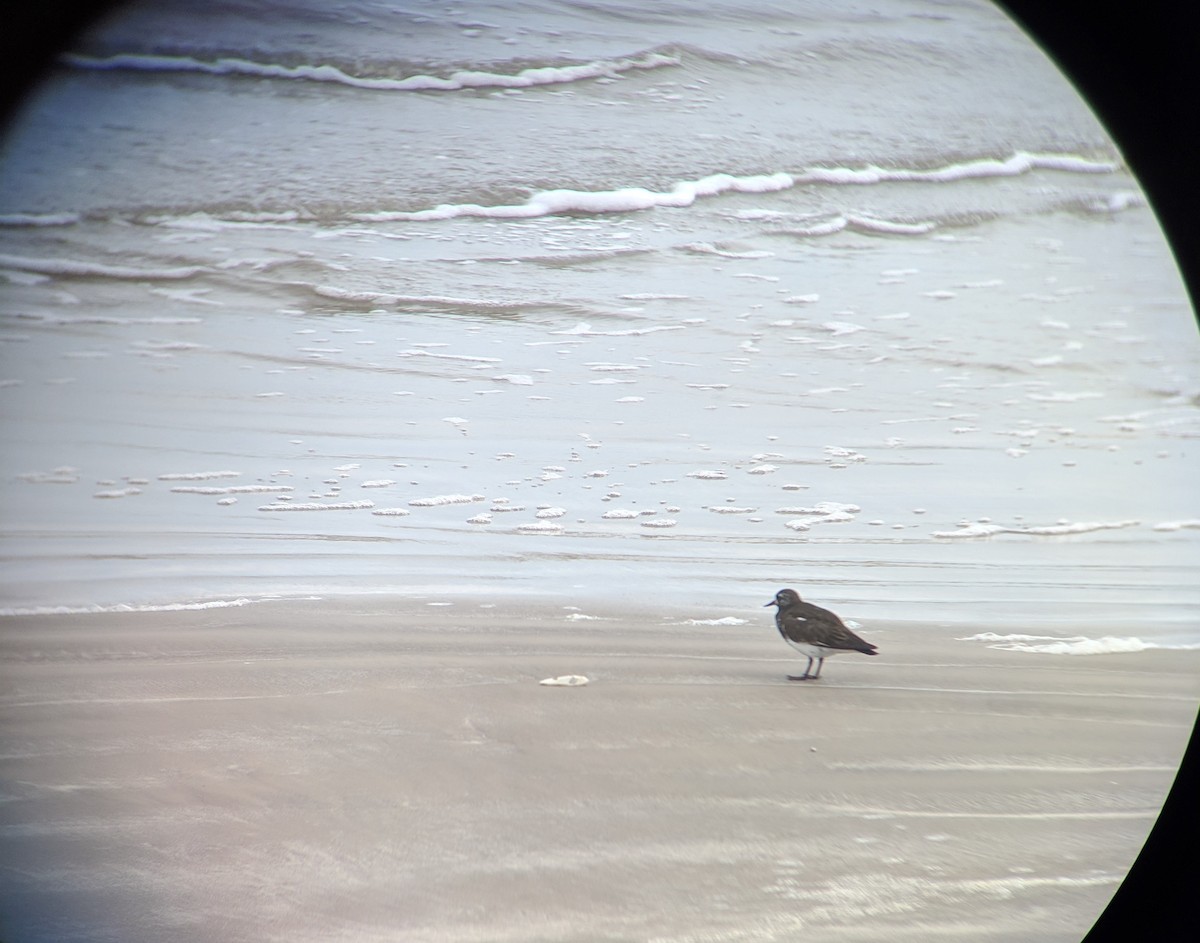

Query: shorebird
[764,587,877,680]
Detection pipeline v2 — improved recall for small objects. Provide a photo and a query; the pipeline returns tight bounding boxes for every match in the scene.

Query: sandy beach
[2,6,1198,940]
[2,597,1195,943]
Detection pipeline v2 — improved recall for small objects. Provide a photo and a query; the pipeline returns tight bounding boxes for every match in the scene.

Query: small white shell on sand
[539,675,589,687]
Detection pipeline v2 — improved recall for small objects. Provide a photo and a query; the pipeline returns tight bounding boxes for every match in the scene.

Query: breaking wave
[354,153,1117,224]
[62,50,681,93]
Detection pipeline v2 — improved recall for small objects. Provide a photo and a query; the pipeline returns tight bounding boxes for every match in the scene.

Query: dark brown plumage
[764,587,877,681]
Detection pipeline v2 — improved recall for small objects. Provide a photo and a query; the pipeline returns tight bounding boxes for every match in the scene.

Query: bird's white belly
[783,639,845,659]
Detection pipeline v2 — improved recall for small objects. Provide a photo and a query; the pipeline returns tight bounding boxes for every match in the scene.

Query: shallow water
[1,0,1198,644]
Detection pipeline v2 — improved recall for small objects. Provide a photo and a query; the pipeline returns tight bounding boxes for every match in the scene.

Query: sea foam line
[793,151,1117,184]
[958,632,1200,655]
[258,500,375,511]
[365,151,1113,223]
[0,597,271,617]
[933,519,1140,539]
[158,470,240,481]
[61,51,679,92]
[367,172,796,222]
[777,215,938,236]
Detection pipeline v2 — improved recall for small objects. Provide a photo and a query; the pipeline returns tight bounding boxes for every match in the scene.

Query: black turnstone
[764,587,877,680]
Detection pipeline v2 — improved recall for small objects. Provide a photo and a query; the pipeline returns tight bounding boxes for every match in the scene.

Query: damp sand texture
[2,598,1197,943]
[2,2,1198,621]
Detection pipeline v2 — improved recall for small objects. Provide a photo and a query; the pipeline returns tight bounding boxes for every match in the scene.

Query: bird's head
[765,588,802,609]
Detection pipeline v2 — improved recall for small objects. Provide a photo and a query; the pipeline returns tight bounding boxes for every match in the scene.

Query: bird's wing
[777,611,815,643]
[804,607,875,651]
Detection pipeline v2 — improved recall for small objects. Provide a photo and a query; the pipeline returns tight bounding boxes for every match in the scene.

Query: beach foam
[958,632,1200,655]
[408,494,486,508]
[63,50,680,92]
[258,500,375,511]
[934,520,1141,538]
[386,172,795,222]
[341,151,1116,226]
[793,151,1116,185]
[353,152,1116,226]
[170,485,293,495]
[158,470,241,481]
[0,597,269,616]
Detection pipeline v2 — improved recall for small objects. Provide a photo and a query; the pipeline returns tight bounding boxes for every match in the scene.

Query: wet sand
[1,597,1196,943]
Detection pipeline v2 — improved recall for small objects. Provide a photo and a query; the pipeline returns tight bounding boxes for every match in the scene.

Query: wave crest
[354,152,1115,224]
[62,50,680,92]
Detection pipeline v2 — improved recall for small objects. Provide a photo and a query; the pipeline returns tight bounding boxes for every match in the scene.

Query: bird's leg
[787,655,816,681]
[811,657,825,680]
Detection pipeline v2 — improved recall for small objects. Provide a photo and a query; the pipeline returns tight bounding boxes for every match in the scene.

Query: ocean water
[1,0,1198,646]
